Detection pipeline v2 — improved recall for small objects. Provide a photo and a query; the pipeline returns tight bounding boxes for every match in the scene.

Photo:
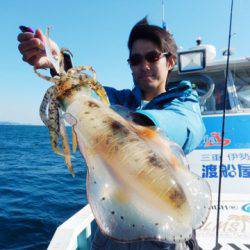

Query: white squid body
[59,86,211,244]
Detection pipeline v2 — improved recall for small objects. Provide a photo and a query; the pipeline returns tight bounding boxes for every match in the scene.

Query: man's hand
[17,28,59,70]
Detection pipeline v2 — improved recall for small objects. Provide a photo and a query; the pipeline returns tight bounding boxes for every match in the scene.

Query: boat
[172,43,250,249]
[47,41,250,249]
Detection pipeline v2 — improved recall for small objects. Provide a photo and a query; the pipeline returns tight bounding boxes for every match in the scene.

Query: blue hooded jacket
[104,80,205,154]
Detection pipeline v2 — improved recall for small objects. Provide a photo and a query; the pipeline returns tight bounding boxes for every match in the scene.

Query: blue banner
[198,114,250,149]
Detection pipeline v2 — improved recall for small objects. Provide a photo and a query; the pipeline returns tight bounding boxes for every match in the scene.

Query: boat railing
[48,193,250,250]
[48,204,97,250]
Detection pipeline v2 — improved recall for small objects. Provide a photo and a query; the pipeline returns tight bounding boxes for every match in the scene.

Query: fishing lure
[35,28,211,243]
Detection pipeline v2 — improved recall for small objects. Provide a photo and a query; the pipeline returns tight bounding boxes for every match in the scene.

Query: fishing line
[214,0,234,248]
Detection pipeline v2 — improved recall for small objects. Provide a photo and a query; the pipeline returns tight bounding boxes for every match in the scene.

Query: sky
[0,0,250,125]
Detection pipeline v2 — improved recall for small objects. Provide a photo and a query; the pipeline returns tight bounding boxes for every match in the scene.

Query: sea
[0,125,88,250]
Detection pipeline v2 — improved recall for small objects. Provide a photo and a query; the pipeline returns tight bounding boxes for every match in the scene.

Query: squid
[35,28,211,244]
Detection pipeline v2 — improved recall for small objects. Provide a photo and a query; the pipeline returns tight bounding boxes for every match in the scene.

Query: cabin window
[202,70,231,112]
[231,66,250,109]
[169,70,231,114]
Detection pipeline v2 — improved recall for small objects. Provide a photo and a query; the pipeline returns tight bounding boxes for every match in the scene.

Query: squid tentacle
[40,87,64,156]
[60,48,73,58]
[67,66,96,81]
[36,40,110,177]
[90,81,110,105]
[34,67,60,84]
[72,128,78,153]
[59,115,75,177]
[40,86,55,127]
[48,96,64,156]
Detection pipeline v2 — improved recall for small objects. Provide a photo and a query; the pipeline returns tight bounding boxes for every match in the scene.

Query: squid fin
[129,122,211,229]
[85,153,192,243]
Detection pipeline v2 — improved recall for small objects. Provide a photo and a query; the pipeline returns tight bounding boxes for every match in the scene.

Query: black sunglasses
[127,51,170,66]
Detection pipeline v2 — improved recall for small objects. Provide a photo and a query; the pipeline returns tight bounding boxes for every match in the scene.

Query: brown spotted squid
[35,28,211,244]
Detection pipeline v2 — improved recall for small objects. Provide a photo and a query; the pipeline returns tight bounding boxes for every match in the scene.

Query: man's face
[130,39,174,99]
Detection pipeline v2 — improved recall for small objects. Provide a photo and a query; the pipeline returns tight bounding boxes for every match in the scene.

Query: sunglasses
[127,51,170,66]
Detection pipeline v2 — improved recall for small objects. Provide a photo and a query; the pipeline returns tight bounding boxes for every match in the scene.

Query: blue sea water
[0,125,88,249]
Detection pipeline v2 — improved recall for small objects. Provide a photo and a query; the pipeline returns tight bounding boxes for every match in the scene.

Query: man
[18,18,204,249]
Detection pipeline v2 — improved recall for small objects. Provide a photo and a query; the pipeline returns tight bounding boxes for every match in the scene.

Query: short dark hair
[128,17,177,61]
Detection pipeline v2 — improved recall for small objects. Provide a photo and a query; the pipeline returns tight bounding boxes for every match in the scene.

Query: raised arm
[17,27,59,70]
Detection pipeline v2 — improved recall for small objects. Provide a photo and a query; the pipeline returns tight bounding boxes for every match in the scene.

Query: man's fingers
[22,54,53,69]
[17,28,56,69]
[17,32,34,42]
[23,55,37,66]
[35,29,46,43]
[22,49,45,62]
[18,38,44,53]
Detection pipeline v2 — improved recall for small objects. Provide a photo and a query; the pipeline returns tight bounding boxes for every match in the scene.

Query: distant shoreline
[0,122,43,126]
[0,122,72,127]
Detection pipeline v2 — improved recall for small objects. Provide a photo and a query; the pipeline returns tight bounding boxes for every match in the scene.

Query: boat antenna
[161,0,166,29]
[214,0,234,249]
